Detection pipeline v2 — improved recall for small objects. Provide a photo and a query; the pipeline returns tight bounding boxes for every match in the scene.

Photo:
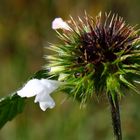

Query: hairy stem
[108,93,122,140]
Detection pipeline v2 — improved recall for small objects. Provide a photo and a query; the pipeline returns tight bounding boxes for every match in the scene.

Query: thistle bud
[46,12,140,104]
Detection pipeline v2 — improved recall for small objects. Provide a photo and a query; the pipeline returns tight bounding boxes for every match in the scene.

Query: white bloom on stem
[17,79,60,111]
[52,17,71,30]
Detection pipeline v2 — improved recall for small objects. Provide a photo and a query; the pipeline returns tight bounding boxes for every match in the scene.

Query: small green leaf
[0,93,25,129]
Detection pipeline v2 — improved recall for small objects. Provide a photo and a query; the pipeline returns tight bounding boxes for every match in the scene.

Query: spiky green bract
[46,12,140,105]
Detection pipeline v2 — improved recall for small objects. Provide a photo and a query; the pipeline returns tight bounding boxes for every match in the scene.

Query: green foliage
[0,93,25,129]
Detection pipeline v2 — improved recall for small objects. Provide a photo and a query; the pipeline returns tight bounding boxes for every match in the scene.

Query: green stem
[108,93,122,140]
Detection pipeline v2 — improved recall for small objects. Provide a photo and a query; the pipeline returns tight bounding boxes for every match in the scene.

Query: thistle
[46,12,140,140]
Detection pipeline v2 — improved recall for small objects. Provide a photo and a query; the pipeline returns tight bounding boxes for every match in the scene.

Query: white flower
[17,79,60,111]
[52,17,71,30]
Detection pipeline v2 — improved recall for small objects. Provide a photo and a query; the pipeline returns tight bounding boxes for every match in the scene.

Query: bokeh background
[0,0,140,140]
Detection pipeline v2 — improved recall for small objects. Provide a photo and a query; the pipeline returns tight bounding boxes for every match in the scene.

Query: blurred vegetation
[0,0,140,140]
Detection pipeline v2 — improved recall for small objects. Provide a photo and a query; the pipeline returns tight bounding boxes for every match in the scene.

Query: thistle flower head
[46,12,140,104]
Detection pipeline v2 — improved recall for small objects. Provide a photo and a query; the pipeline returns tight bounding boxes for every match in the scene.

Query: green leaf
[0,93,25,129]
[30,69,50,79]
[32,69,59,80]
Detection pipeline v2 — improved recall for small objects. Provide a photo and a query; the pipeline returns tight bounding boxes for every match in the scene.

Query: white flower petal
[34,91,55,111]
[40,79,60,94]
[52,17,70,30]
[34,91,48,103]
[17,78,60,111]
[17,79,44,97]
[38,96,55,111]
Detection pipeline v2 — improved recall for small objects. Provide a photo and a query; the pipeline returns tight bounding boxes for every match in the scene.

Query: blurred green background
[0,0,140,140]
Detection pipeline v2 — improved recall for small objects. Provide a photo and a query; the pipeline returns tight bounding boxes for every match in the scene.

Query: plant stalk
[108,93,122,140]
